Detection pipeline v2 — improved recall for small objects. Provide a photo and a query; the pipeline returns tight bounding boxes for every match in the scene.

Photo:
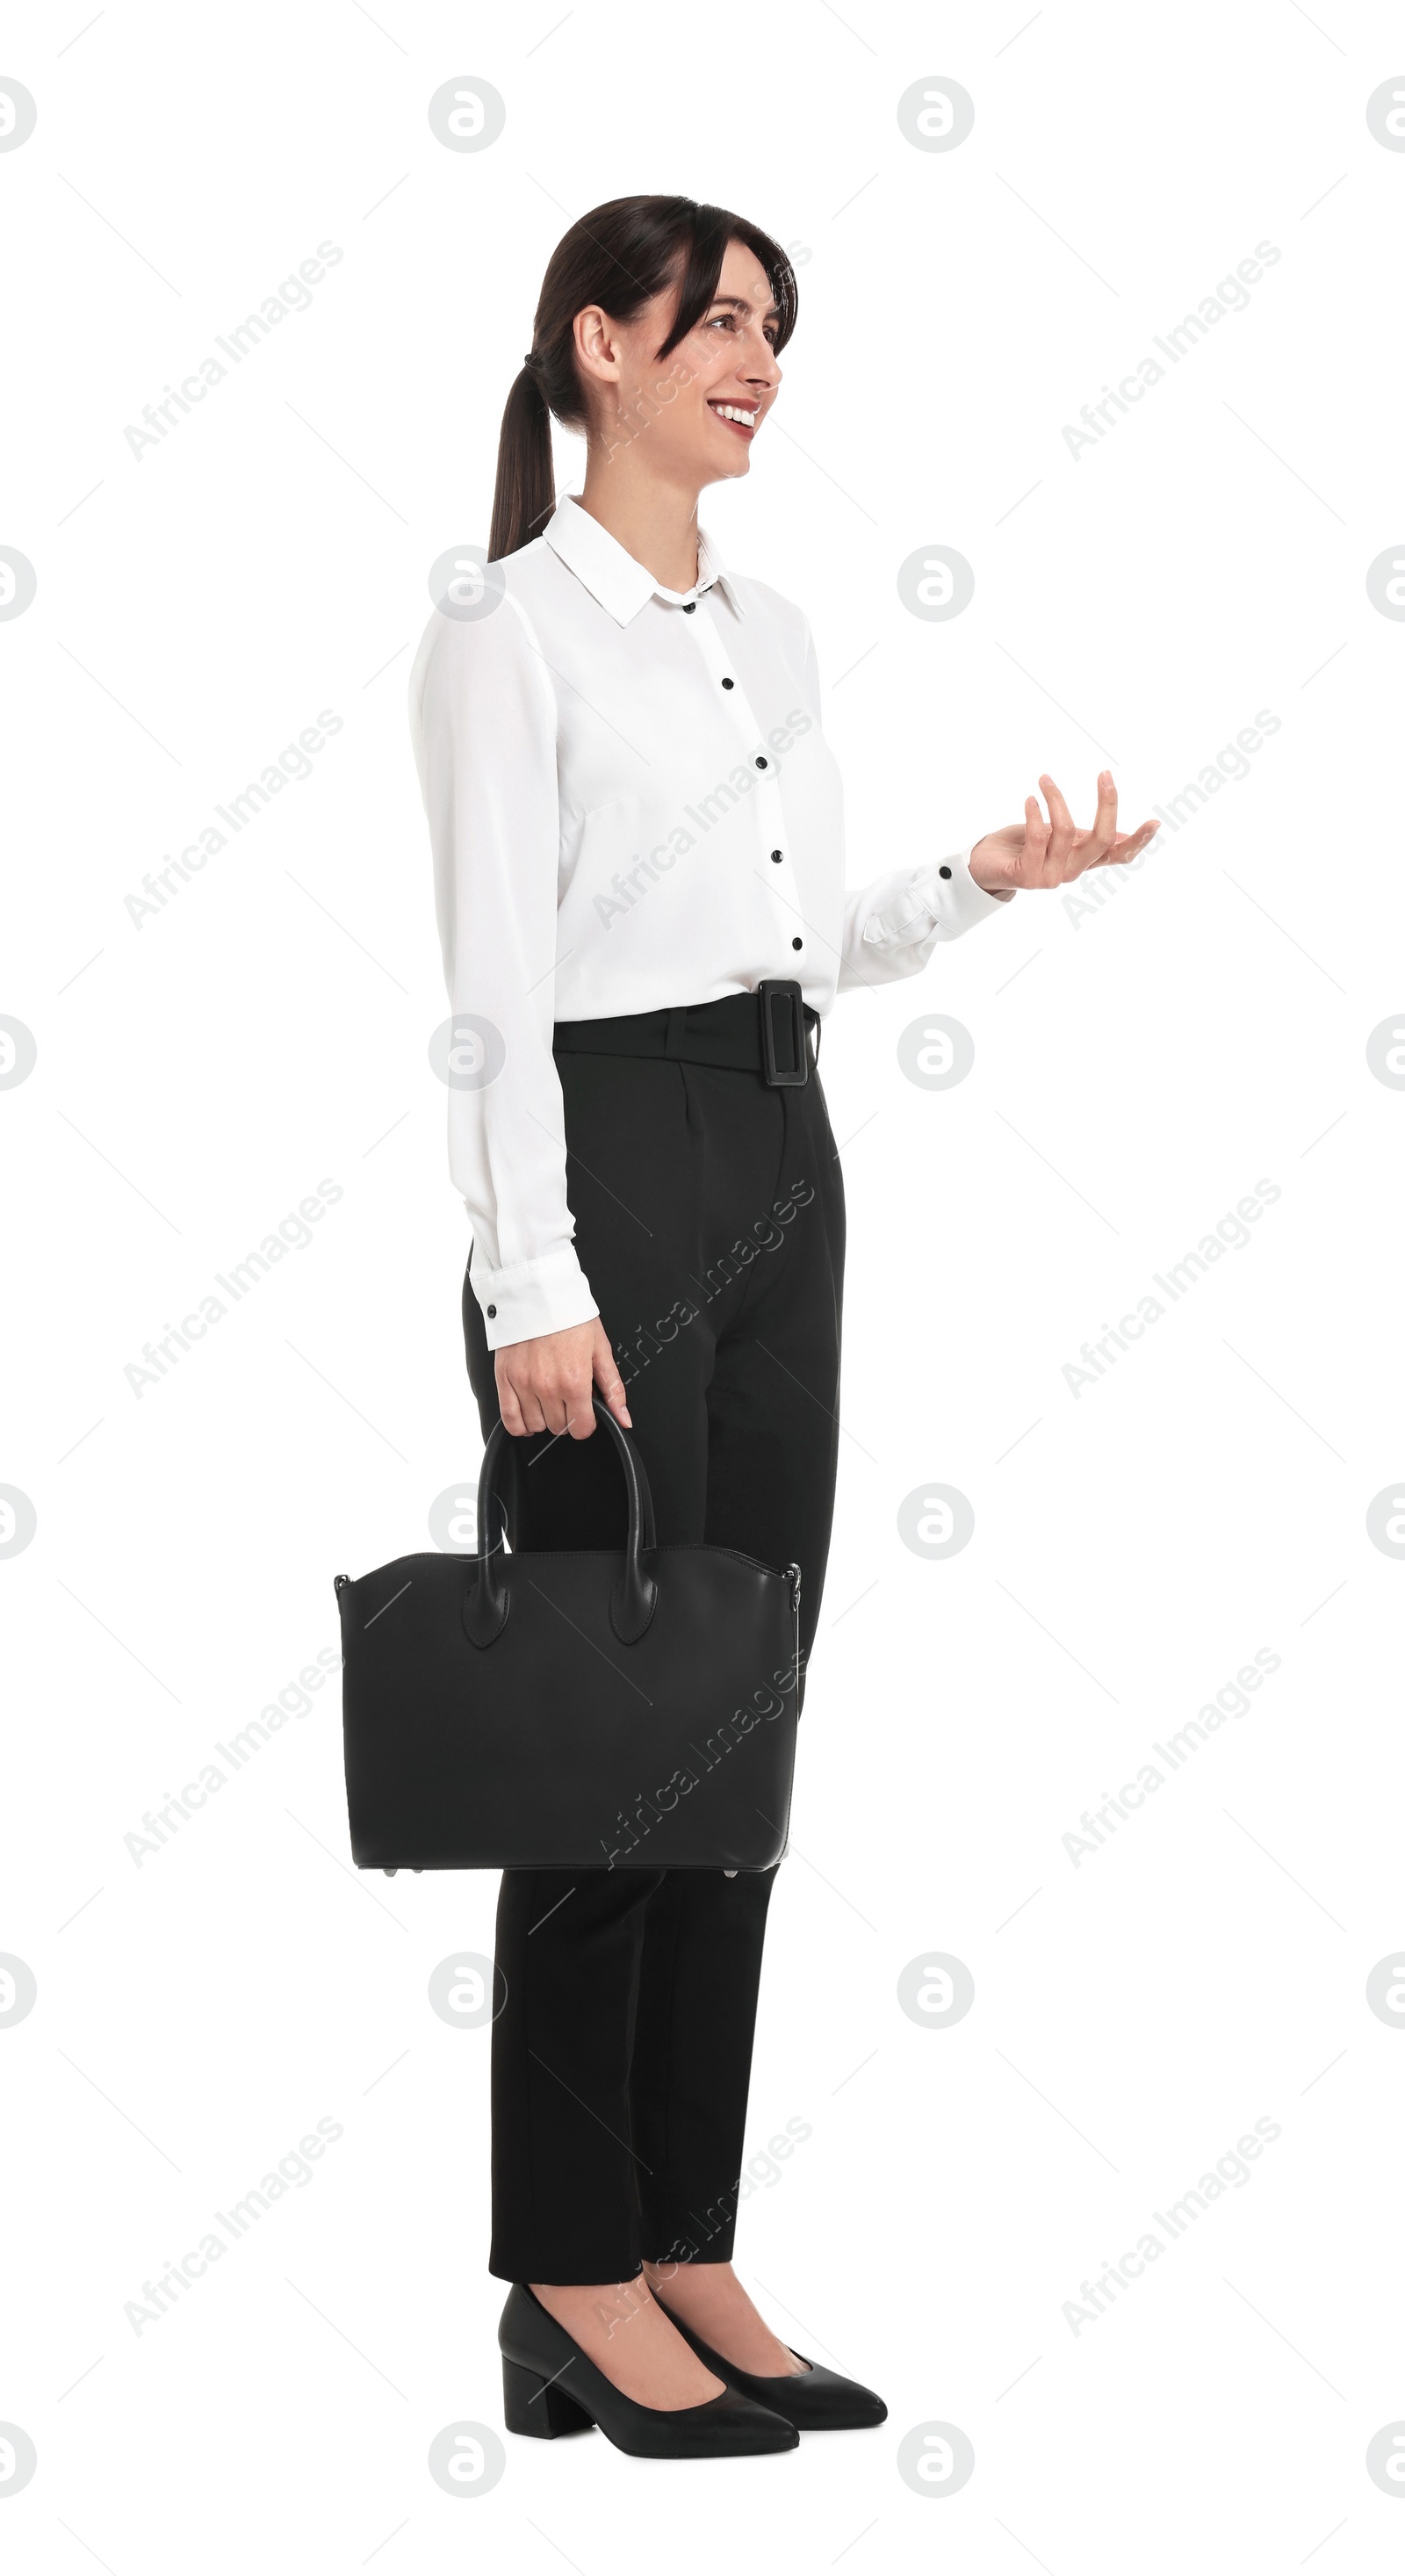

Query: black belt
[552,980,817,1087]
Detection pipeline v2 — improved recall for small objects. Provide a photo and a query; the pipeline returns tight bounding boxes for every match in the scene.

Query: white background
[4,1,1404,2565]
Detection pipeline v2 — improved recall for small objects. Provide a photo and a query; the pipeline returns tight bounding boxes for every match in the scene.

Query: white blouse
[408,495,1009,1349]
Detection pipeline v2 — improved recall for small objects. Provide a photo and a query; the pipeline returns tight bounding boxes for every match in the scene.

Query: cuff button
[486,1304,497,1318]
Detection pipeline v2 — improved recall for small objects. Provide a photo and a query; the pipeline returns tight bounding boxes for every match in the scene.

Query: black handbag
[335,1396,802,1872]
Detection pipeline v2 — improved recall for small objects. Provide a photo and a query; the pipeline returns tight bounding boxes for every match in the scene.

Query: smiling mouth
[709,400,759,438]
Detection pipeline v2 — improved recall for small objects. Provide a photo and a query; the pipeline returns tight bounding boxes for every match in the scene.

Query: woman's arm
[838,846,1013,994]
[413,599,630,1440]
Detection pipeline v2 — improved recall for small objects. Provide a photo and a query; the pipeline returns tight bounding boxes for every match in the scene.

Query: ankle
[533,2277,652,2337]
[643,2265,681,2309]
[644,2258,731,2295]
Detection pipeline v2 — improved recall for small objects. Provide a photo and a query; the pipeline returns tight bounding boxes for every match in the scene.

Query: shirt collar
[544,494,745,624]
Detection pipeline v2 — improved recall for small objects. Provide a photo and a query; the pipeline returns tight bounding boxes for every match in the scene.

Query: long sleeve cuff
[859,843,1012,949]
[467,1239,601,1352]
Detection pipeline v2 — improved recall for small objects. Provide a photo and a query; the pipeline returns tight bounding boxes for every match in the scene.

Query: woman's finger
[563,1389,596,1439]
[549,1386,581,1440]
[593,1331,633,1429]
[1105,820,1161,866]
[1083,768,1118,859]
[497,1371,528,1439]
[1038,773,1076,869]
[515,1383,549,1438]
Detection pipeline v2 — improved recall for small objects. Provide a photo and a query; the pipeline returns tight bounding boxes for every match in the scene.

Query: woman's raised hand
[494,1317,632,1440]
[969,770,1159,893]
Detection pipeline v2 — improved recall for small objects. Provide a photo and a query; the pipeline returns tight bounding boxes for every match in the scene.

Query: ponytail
[486,195,796,565]
[488,359,556,563]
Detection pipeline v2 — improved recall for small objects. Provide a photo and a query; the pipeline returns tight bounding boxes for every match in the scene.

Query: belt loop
[663,1005,685,1059]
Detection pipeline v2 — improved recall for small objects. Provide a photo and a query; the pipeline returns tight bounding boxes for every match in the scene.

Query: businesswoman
[409,195,1157,2459]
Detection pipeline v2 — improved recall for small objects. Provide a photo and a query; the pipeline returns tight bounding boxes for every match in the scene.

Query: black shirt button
[755,755,767,769]
[770,849,782,863]
[721,676,733,689]
[682,602,695,613]
[486,1304,496,1318]
[791,936,803,950]
[939,864,952,879]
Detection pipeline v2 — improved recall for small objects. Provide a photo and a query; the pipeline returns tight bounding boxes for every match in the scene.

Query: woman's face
[575,235,783,488]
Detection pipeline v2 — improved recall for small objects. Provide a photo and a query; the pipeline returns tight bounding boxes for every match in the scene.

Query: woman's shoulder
[408,539,558,718]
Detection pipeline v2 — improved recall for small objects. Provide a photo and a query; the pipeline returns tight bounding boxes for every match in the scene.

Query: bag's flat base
[369,1857,783,1874]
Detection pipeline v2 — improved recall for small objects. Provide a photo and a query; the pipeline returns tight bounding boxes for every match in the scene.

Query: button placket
[684,597,796,949]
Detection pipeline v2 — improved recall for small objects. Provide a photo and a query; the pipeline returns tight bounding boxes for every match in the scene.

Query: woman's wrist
[969,837,1017,899]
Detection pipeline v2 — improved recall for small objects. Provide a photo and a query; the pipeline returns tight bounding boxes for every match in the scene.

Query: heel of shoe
[502,2356,594,2439]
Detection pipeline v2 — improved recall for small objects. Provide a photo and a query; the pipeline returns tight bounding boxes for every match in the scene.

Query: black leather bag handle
[463,1393,659,1649]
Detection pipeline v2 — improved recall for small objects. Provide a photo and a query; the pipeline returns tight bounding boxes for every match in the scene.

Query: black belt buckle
[757,978,809,1087]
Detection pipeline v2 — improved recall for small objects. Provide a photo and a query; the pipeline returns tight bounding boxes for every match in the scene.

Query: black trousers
[463,1030,846,2284]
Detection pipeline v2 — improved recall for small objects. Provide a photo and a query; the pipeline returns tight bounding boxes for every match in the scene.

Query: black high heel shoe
[498,2284,798,2459]
[652,2294,887,2432]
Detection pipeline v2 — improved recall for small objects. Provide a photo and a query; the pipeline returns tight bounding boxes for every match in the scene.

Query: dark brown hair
[488,194,797,562]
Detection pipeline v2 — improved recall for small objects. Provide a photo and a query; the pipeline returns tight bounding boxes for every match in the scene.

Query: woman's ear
[573,304,622,390]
